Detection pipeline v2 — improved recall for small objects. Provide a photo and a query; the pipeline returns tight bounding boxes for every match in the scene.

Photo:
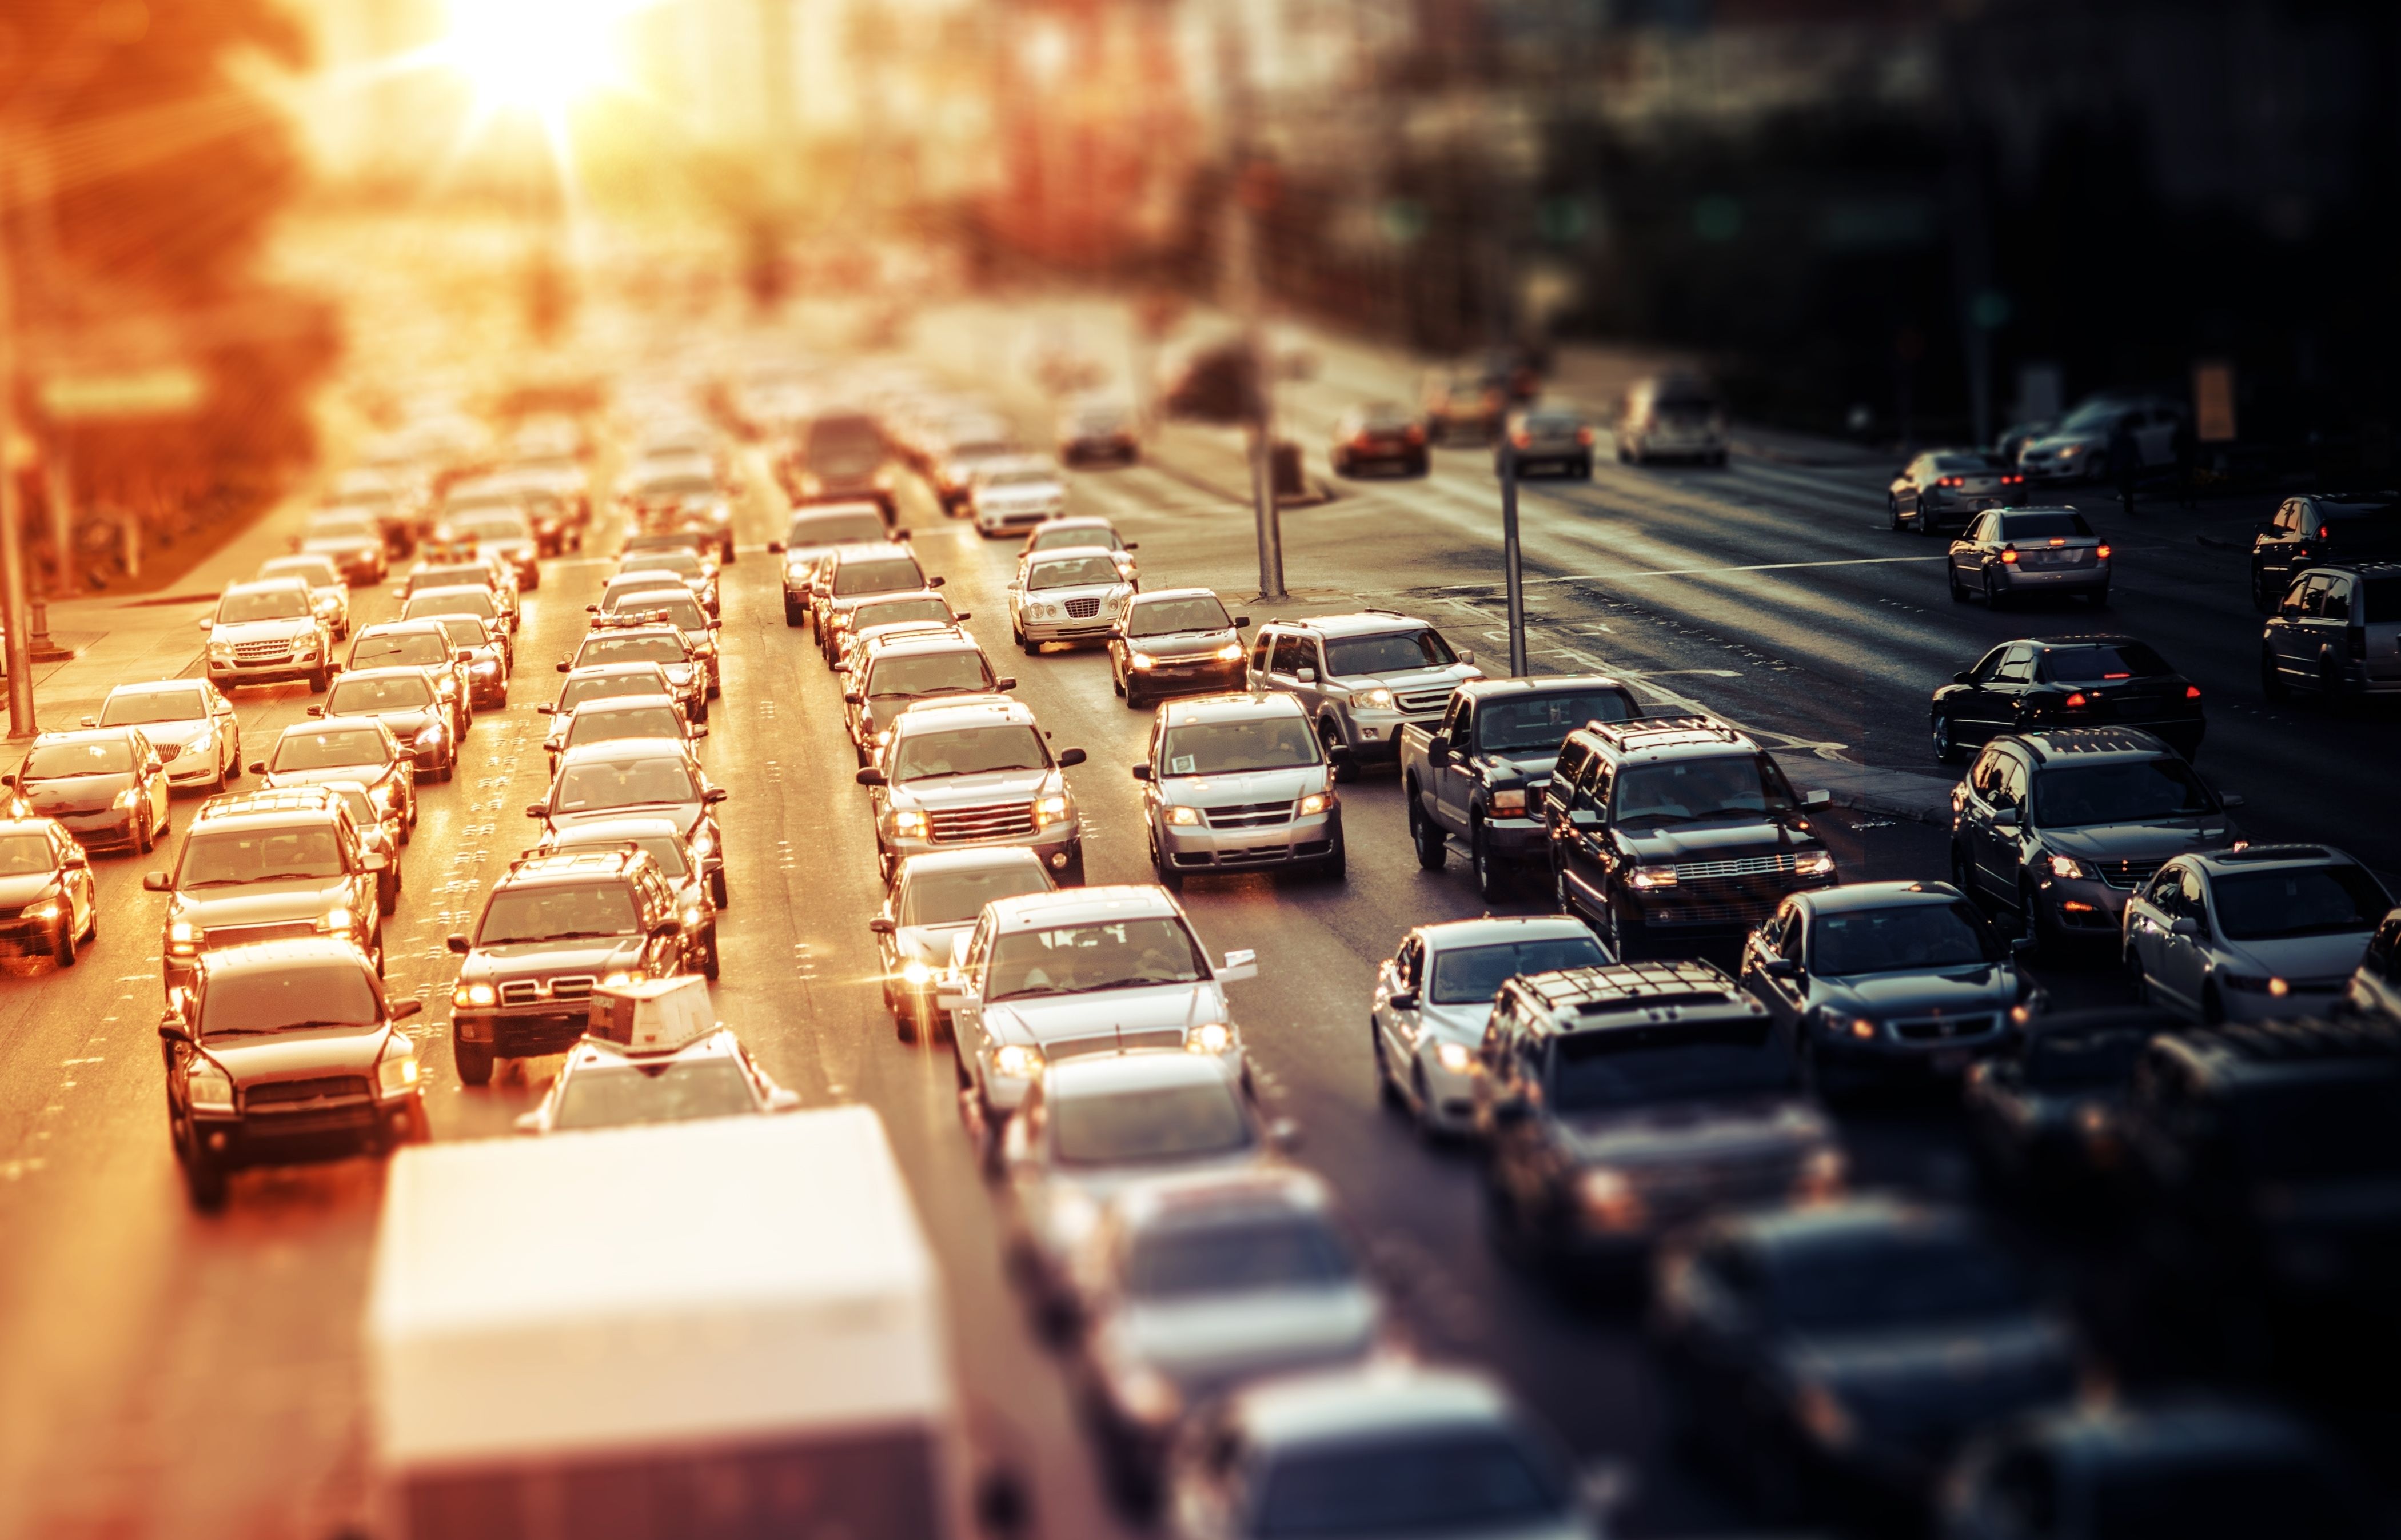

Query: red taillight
[1404,425,1426,445]
[2184,684,2203,700]
[2318,525,2331,539]
[1510,431,1533,450]
[2096,543,2112,560]
[2002,473,2024,485]
[1576,426,1595,445]
[2000,547,2020,564]
[1937,476,1964,488]
[2063,691,2089,709]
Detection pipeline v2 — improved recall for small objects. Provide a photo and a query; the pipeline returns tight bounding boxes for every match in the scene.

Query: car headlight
[873,729,892,747]
[208,641,235,660]
[471,659,498,675]
[1186,1022,1237,1055]
[690,829,715,856]
[2046,854,2086,880]
[377,1044,421,1095]
[320,904,354,932]
[1796,1144,1846,1198]
[994,1043,1044,1079]
[453,982,496,1007]
[900,958,936,987]
[1489,789,1526,817]
[414,724,444,747]
[436,677,458,697]
[372,782,398,808]
[1033,793,1071,829]
[1166,804,1201,827]
[188,1062,236,1111]
[600,970,635,987]
[1794,848,1837,879]
[892,808,930,839]
[26,898,58,919]
[294,639,317,658]
[680,905,703,929]
[1577,1167,1644,1227]
[112,787,141,811]
[668,665,693,683]
[168,919,200,954]
[1214,641,1244,662]
[1128,651,1157,671]
[1358,687,1395,710]
[1629,864,1678,889]
[1297,791,1334,817]
[1434,1040,1475,1074]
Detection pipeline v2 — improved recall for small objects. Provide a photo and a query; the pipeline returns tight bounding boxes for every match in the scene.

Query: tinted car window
[577,635,686,667]
[2032,759,2213,827]
[1997,512,2095,540]
[1126,1216,1353,1300]
[2360,575,2401,622]
[1548,1019,1800,1112]
[2039,643,2173,682]
[1478,691,1633,752]
[1766,1236,2032,1330]
[1130,596,1233,636]
[177,825,342,884]
[1429,937,1609,1004]
[1253,1434,1564,1537]
[1810,901,2000,975]
[2212,865,2388,941]
[1050,1080,1250,1165]
[1323,629,1455,675]
[1613,753,1796,827]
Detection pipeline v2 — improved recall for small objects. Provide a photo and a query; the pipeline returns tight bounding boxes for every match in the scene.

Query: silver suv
[1134,693,1343,885]
[856,696,1087,883]
[203,579,334,692]
[1244,611,1481,777]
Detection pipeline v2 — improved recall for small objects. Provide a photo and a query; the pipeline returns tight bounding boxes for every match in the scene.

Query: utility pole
[1497,438,1527,676]
[1218,17,1284,602]
[0,138,39,736]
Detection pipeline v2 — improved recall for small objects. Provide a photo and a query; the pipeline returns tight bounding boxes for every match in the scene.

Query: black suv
[2248,492,2401,611]
[1474,960,1844,1270]
[1542,716,1835,957]
[446,848,700,1085]
[2123,1018,2401,1327]
[1930,635,2204,764]
[1949,728,2241,955]
[146,787,389,993]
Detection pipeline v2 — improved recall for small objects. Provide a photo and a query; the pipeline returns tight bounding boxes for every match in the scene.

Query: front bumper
[1631,871,1840,938]
[188,1095,420,1166]
[1022,609,1124,643]
[0,914,65,953]
[1812,1019,2015,1079]
[163,751,222,787]
[975,505,1061,533]
[887,826,1080,876]
[53,809,138,848]
[208,656,324,686]
[1343,709,1444,764]
[452,1006,590,1059]
[1127,659,1245,696]
[1158,808,1342,873]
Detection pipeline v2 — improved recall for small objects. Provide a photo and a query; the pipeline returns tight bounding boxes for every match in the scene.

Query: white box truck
[366,1106,1012,1539]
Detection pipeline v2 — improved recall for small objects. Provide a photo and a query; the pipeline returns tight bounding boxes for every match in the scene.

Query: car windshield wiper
[531,929,635,942]
[249,871,342,883]
[904,765,1042,781]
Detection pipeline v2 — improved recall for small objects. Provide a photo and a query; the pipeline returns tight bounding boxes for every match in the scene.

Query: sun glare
[442,0,627,113]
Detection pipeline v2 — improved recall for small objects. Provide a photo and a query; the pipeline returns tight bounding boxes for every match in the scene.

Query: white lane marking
[1504,553,1945,584]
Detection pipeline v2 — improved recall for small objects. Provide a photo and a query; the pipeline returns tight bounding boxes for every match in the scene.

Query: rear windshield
[200,964,380,1039]
[2032,759,2213,827]
[1050,1079,1250,1165]
[788,510,887,546]
[1548,1019,1800,1112]
[2039,643,2173,683]
[901,861,1052,927]
[1127,1215,1353,1301]
[1478,691,1633,753]
[1810,901,2001,976]
[1999,512,2095,540]
[23,740,134,778]
[835,557,923,597]
[2212,865,2388,941]
[1430,936,1609,1004]
[1323,629,1455,676]
[2361,576,2401,622]
[552,1058,757,1131]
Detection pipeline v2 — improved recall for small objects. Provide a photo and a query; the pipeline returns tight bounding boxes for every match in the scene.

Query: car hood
[2039,817,2235,861]
[176,877,354,929]
[1614,821,1818,863]
[23,773,134,816]
[898,922,972,966]
[890,768,1053,808]
[984,982,1228,1051]
[345,708,438,736]
[1023,581,1126,605]
[2025,432,2104,454]
[1472,749,1560,786]
[1554,1095,1829,1166]
[1158,766,1325,806]
[1810,965,2019,1016]
[267,765,394,790]
[1119,1286,1383,1388]
[2216,931,2378,982]
[1123,627,1239,660]
[136,719,214,751]
[210,619,314,643]
[1417,1000,1498,1043]
[0,873,63,906]
[202,1023,398,1083]
[1345,663,1481,695]
[1782,1316,2078,1445]
[460,936,651,982]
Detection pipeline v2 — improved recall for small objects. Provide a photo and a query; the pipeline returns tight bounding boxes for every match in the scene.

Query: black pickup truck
[1399,675,1639,899]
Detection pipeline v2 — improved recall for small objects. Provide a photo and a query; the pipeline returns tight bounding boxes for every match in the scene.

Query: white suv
[202,579,334,692]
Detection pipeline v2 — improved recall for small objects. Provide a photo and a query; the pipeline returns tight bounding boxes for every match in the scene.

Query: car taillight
[1576,426,1594,445]
[2061,691,2089,709]
[1404,425,1426,445]
[1937,476,1964,488]
[2318,525,2331,540]
[1510,431,1533,449]
[2096,543,2112,560]
[1999,547,2020,564]
[2184,684,2203,700]
[2001,473,2024,485]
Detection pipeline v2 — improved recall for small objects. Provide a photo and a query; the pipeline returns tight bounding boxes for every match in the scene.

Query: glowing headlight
[377,1048,421,1095]
[1166,804,1202,827]
[320,904,354,932]
[169,919,200,953]
[1794,1383,1856,1450]
[1186,1022,1236,1055]
[1489,789,1527,817]
[993,1044,1044,1079]
[600,971,635,987]
[208,642,236,661]
[1847,1016,1878,1040]
[900,958,936,987]
[1797,1144,1846,1197]
[1129,652,1157,671]
[112,787,141,811]
[1214,641,1245,661]
[1578,1167,1643,1227]
[2046,855,2087,880]
[680,906,702,929]
[874,729,892,747]
[188,1063,236,1110]
[1434,1040,1475,1073]
[1358,687,1395,710]
[453,982,496,1007]
[892,808,930,838]
[1108,1361,1183,1426]
[1297,791,1334,817]
[26,900,58,919]
[1033,793,1071,828]
[1794,849,1837,879]
[1629,864,1679,889]
[414,724,444,747]
[371,783,397,808]
[690,829,715,856]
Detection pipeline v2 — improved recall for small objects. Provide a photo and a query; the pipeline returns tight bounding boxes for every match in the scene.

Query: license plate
[1930,1049,1974,1074]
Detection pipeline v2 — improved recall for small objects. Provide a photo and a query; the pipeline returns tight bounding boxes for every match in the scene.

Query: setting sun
[441,0,628,113]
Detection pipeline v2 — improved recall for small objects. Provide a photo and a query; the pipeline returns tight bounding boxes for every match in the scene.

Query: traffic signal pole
[1498,438,1527,676]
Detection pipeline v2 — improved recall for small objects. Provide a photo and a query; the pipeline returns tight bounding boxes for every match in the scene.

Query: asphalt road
[0,340,2386,1540]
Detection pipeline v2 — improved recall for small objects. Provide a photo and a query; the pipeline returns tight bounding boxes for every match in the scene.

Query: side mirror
[704,787,729,804]
[1953,671,1975,684]
[1760,957,1800,980]
[1991,804,2020,828]
[1458,649,1476,665]
[765,540,785,553]
[1057,748,1086,768]
[2278,602,2300,620]
[867,916,896,935]
[1122,541,1140,552]
[1234,615,1250,628]
[926,575,946,588]
[535,704,554,715]
[831,660,850,672]
[453,648,474,663]
[1268,1118,1302,1153]
[1389,990,1419,1012]
[952,610,972,622]
[1489,1095,1531,1127]
[1801,789,1831,808]
[79,716,96,728]
[197,615,215,630]
[2219,792,2246,808]
[391,999,424,1021]
[143,872,172,892]
[767,1087,803,1113]
[1327,744,1354,765]
[1219,948,1258,983]
[2168,917,2201,939]
[651,919,681,940]
[1295,667,1317,684]
[1107,625,1124,640]
[446,934,470,954]
[1130,764,1151,781]
[996,677,1016,691]
[157,1020,192,1043]
[1426,731,1451,759]
[0,774,12,789]
[856,767,887,786]
[843,689,863,704]
[585,604,599,613]
[556,661,570,672]
[246,761,267,776]
[362,851,390,872]
[305,705,324,717]
[525,802,547,819]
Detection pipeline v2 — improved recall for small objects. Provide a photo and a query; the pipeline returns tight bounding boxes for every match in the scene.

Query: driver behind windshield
[988,918,1206,999]
[0,833,55,875]
[893,725,1047,782]
[1477,693,1633,754]
[176,826,344,885]
[555,757,697,811]
[1028,555,1120,589]
[1810,902,2001,975]
[476,883,641,944]
[866,651,990,699]
[2031,760,2213,827]
[216,589,310,624]
[1613,755,1794,825]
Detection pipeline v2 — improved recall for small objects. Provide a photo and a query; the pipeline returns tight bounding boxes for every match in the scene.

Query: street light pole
[0,139,40,736]
[1498,438,1527,676]
[1219,17,1284,603]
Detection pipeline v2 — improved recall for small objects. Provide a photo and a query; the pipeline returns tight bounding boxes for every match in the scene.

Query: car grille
[245,1075,369,1107]
[1046,1027,1188,1060]
[1395,688,1453,715]
[1651,897,1782,926]
[1628,1148,1802,1215]
[233,639,294,662]
[498,975,597,1007]
[1205,801,1293,829]
[2093,859,2164,889]
[1892,1014,1999,1042]
[928,802,1036,841]
[1673,852,1798,881]
[155,742,182,762]
[202,920,320,948]
[1063,597,1101,619]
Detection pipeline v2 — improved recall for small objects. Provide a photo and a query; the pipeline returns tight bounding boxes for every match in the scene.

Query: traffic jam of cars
[52,366,2398,1540]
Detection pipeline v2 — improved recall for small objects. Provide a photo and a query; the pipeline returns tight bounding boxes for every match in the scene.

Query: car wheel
[53,915,77,968]
[895,995,918,1043]
[454,1038,494,1087]
[1470,816,1507,901]
[2088,583,2110,608]
[1553,859,1575,917]
[1371,1018,1404,1108]
[2019,880,2055,956]
[1407,790,1446,871]
[2260,648,2289,702]
[1983,572,2003,609]
[2127,945,2151,1005]
[1148,830,1183,892]
[703,928,721,981]
[1319,718,1358,783]
[2249,568,2273,614]
[784,597,804,627]
[1888,497,1905,531]
[378,876,398,917]
[1949,564,1969,601]
[711,869,729,909]
[691,697,708,725]
[183,1153,228,1212]
[2317,656,2344,701]
[1932,712,1961,764]
[81,899,96,944]
[224,744,240,780]
[2201,980,2226,1027]
[134,811,153,854]
[1124,679,1147,712]
[1317,836,1347,883]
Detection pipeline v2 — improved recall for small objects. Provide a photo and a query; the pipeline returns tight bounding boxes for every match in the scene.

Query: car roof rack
[1517,960,1742,1020]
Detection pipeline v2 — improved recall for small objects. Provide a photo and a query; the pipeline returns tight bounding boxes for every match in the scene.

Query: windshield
[402,591,497,623]
[552,1058,757,1130]
[272,729,388,771]
[1051,1079,1250,1165]
[1429,936,1609,1004]
[1810,901,2001,975]
[1127,1215,1353,1300]
[433,617,490,651]
[1129,597,1231,637]
[2212,865,2387,941]
[867,651,990,698]
[620,552,702,579]
[1478,691,1633,753]
[900,863,1052,926]
[1254,1434,1565,1538]
[2032,759,2213,827]
[328,789,380,829]
[326,676,432,714]
[987,468,1059,489]
[199,964,380,1039]
[579,636,686,667]
[409,564,488,591]
[1323,629,1455,676]
[1613,753,1796,827]
[2040,643,2172,683]
[988,916,1207,1000]
[1032,525,1118,553]
[788,511,887,546]
[2024,1029,2148,1091]
[177,824,343,884]
[1999,512,2095,540]
[1769,1236,2032,1330]
[1931,454,1990,473]
[560,674,668,711]
[217,589,309,623]
[2058,401,2132,433]
[1028,555,1121,590]
[851,596,950,631]
[554,756,699,811]
[0,834,54,874]
[565,704,687,748]
[99,689,206,727]
[264,560,339,586]
[453,515,530,542]
[607,591,708,629]
[23,740,135,779]
[1549,1019,1801,1113]
[1159,718,1318,776]
[835,557,923,597]
[477,882,641,944]
[2234,1078,2401,1180]
[893,724,1046,781]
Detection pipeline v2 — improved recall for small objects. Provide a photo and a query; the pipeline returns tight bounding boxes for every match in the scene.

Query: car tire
[134,811,153,855]
[437,757,454,784]
[2201,980,2226,1027]
[895,998,918,1043]
[1148,830,1183,892]
[2250,568,2274,613]
[1470,816,1507,901]
[1553,859,1576,919]
[454,1039,494,1087]
[784,597,804,627]
[2019,879,2056,957]
[378,877,398,917]
[1318,837,1347,883]
[2088,583,2109,608]
[1407,791,1446,871]
[2260,648,2289,702]
[1888,497,1905,531]
[1949,564,1969,601]
[703,928,721,981]
[2317,656,2344,702]
[691,697,708,725]
[1983,572,2003,609]
[1932,712,1961,764]
[1371,1018,1404,1109]
[1573,457,1592,478]
[224,745,240,781]
[711,869,729,909]
[308,667,330,692]
[1319,718,1358,783]
[53,915,77,968]
[183,1153,228,1212]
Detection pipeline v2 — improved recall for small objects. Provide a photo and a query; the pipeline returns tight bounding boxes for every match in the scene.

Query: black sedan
[0,817,98,964]
[2248,493,2401,612]
[1888,449,2023,534]
[1931,636,2205,764]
